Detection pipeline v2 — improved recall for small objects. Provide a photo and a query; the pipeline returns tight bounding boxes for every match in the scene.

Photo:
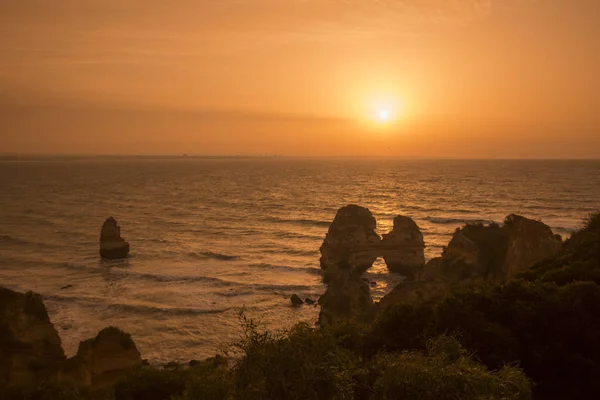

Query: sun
[365,97,404,125]
[378,109,390,122]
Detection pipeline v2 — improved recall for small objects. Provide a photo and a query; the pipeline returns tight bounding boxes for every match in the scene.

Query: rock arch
[319,205,425,281]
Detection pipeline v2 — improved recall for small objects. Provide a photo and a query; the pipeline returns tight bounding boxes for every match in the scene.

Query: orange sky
[1,0,599,157]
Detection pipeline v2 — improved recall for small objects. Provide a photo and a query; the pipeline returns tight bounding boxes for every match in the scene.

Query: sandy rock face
[319,205,381,281]
[59,327,142,389]
[0,287,65,385]
[381,215,426,278]
[100,217,130,260]
[503,214,562,279]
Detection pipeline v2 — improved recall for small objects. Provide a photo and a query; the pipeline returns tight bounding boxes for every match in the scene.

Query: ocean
[1,157,599,364]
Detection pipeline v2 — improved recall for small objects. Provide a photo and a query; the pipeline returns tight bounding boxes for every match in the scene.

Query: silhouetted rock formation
[381,215,426,278]
[420,257,443,281]
[100,217,130,260]
[0,287,66,385]
[503,214,562,279]
[318,208,428,325]
[290,294,304,306]
[1,287,141,390]
[59,327,142,389]
[318,261,374,327]
[439,215,561,282]
[377,279,448,310]
[378,215,563,312]
[319,205,381,282]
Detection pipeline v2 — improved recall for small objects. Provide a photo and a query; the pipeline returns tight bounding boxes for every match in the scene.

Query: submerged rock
[58,327,142,389]
[381,215,426,278]
[0,287,66,385]
[320,205,381,282]
[100,217,130,260]
[290,294,304,306]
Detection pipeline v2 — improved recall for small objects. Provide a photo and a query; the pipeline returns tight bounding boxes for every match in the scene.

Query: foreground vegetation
[3,214,599,400]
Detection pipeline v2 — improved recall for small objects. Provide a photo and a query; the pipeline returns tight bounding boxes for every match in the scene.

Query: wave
[551,226,576,235]
[44,294,232,316]
[262,248,319,257]
[249,263,321,274]
[398,205,477,214]
[0,234,55,249]
[273,231,323,240]
[263,217,331,228]
[424,217,496,225]
[188,251,240,261]
[57,264,319,293]
[122,271,233,286]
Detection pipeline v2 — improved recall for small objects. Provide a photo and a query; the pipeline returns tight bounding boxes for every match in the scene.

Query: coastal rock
[100,217,130,260]
[290,294,304,306]
[439,230,484,282]
[439,215,561,282]
[378,280,449,311]
[320,205,381,281]
[0,287,65,385]
[420,257,443,281]
[318,263,374,327]
[503,214,562,279]
[59,327,142,389]
[381,216,426,279]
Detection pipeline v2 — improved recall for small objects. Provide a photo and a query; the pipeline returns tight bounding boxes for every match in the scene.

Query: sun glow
[368,98,403,125]
[378,109,390,121]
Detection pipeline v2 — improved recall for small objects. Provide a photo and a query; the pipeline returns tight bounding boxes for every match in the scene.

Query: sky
[1,0,599,157]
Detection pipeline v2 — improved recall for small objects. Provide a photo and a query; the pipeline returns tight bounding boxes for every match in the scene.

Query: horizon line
[1,154,599,161]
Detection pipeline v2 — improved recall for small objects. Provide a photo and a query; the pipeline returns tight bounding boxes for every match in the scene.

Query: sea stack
[381,215,426,279]
[99,217,130,260]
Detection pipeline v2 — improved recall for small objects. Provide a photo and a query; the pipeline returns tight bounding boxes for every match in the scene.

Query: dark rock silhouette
[58,327,142,389]
[379,214,563,311]
[0,287,66,385]
[100,217,130,260]
[290,294,304,306]
[318,261,374,327]
[420,257,442,281]
[381,215,426,278]
[1,287,141,390]
[503,214,562,279]
[319,205,381,282]
[318,207,428,325]
[439,215,561,282]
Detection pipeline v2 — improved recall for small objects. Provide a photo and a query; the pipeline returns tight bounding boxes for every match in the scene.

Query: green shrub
[114,367,187,400]
[0,381,111,400]
[370,336,531,400]
[371,280,600,399]
[183,356,233,400]
[231,314,356,400]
